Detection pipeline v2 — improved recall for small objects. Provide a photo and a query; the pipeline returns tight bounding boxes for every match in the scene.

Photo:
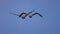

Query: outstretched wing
[27,9,35,14]
[9,12,19,16]
[32,13,43,17]
[19,12,27,17]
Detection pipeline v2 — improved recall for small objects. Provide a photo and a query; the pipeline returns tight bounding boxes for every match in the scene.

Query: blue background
[0,0,60,34]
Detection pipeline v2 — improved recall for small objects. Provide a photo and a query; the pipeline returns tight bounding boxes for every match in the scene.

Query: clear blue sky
[0,0,60,34]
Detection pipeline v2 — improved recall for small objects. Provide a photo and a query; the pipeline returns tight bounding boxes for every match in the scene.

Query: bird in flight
[9,9,35,19]
[9,9,43,19]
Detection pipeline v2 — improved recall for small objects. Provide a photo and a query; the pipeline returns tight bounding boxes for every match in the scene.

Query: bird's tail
[9,12,19,16]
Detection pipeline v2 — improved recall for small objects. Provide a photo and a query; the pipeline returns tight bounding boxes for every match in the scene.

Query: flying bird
[9,9,35,19]
[29,12,43,18]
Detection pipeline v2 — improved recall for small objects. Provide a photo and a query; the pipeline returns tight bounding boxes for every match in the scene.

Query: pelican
[29,12,43,18]
[9,9,35,19]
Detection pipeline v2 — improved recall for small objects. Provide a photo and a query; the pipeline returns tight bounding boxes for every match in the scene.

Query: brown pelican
[9,9,35,19]
[29,12,43,18]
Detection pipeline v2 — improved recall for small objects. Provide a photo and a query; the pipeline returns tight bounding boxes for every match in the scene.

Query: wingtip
[9,12,19,16]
